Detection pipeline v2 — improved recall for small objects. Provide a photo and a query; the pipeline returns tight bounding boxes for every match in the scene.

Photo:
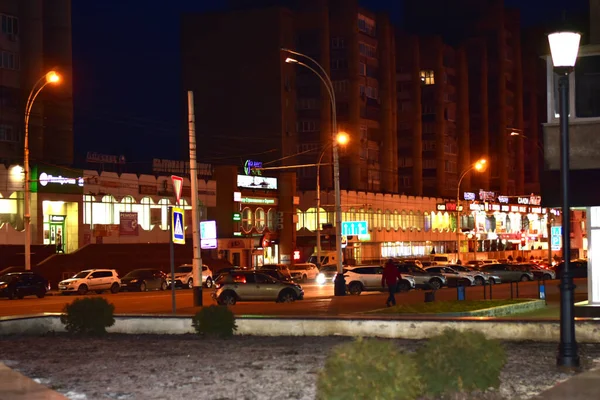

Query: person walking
[382,259,402,307]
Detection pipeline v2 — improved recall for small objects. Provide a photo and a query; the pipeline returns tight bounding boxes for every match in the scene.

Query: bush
[60,297,115,336]
[192,305,237,338]
[316,338,423,400]
[416,328,506,396]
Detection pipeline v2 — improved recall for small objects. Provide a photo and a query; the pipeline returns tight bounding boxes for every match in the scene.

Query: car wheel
[397,281,410,292]
[187,279,193,289]
[78,285,89,295]
[205,278,213,288]
[36,289,46,299]
[160,281,168,291]
[474,276,485,286]
[110,283,120,294]
[219,291,236,306]
[348,282,362,295]
[543,273,553,280]
[520,275,530,282]
[278,290,296,303]
[429,279,442,291]
[139,282,147,292]
[489,279,496,285]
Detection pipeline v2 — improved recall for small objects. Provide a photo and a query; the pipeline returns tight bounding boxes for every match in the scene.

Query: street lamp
[24,71,62,271]
[316,132,349,270]
[548,30,581,368]
[456,158,487,263]
[282,48,346,296]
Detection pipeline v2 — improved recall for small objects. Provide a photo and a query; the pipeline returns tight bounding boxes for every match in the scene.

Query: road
[0,279,588,318]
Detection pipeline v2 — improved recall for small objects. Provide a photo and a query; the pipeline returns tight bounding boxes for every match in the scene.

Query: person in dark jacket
[381,259,402,307]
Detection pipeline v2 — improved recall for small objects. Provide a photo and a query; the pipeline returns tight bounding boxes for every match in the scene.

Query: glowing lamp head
[46,71,61,84]
[285,57,298,64]
[548,31,581,69]
[474,159,487,172]
[336,132,349,146]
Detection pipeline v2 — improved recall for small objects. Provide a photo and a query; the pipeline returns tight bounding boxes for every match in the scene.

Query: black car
[555,259,588,279]
[0,272,48,300]
[120,269,168,292]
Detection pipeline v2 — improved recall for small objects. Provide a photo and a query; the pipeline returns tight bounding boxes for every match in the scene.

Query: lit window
[420,70,435,85]
[242,207,253,233]
[255,208,266,233]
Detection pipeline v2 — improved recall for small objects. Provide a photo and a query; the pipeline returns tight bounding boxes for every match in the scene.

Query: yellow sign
[171,207,185,245]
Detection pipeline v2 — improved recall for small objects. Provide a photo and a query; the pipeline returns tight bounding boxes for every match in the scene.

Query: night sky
[71,0,588,168]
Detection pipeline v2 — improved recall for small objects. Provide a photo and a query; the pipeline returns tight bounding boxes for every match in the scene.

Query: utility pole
[188,91,203,306]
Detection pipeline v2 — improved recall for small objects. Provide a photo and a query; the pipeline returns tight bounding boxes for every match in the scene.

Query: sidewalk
[534,368,600,399]
[0,362,67,400]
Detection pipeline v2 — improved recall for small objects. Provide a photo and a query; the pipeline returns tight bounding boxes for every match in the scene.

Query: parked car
[167,264,214,289]
[555,259,588,279]
[212,271,304,305]
[420,261,438,268]
[319,265,338,281]
[256,269,295,284]
[260,264,293,280]
[394,262,447,290]
[0,272,48,300]
[120,269,168,292]
[424,266,475,287]
[446,264,501,285]
[341,265,416,295]
[288,263,320,282]
[480,264,534,282]
[432,255,450,265]
[512,263,556,280]
[58,269,121,295]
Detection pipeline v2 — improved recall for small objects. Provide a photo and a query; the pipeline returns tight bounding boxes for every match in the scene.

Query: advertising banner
[119,212,139,236]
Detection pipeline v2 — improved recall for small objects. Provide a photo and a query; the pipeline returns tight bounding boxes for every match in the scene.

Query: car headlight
[316,273,326,285]
[130,279,138,283]
[0,283,7,289]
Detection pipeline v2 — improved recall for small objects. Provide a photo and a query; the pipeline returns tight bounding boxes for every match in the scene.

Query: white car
[289,263,320,282]
[58,269,121,295]
[341,265,416,295]
[167,264,213,289]
[424,266,476,287]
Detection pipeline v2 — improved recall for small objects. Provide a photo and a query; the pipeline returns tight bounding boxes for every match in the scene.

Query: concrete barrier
[2,313,600,342]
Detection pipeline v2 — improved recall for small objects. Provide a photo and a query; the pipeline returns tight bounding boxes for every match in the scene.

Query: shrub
[316,338,423,400]
[60,297,115,336]
[192,305,237,338]
[416,328,506,396]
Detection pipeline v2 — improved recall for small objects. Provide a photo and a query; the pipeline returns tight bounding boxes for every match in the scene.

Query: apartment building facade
[0,0,73,166]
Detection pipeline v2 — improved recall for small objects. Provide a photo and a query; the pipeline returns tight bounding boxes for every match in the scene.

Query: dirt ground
[2,334,600,400]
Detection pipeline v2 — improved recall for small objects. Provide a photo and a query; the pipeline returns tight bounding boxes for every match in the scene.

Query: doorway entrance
[44,215,66,253]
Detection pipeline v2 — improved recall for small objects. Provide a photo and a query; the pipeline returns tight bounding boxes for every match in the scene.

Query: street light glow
[46,71,61,84]
[548,32,581,68]
[285,57,298,64]
[336,132,349,145]
[474,158,487,171]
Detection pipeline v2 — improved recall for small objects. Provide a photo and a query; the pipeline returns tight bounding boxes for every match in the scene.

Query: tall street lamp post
[548,30,581,368]
[316,133,349,270]
[456,158,487,263]
[24,71,61,271]
[282,48,346,296]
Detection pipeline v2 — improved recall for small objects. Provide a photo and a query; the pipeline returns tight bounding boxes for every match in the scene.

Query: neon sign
[244,160,263,176]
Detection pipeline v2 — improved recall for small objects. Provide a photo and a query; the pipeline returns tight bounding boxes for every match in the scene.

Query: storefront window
[83,195,94,225]
[242,207,253,233]
[137,197,153,231]
[367,208,375,231]
[296,209,304,230]
[384,209,391,231]
[358,208,366,224]
[424,213,431,232]
[255,208,266,233]
[158,199,171,230]
[401,210,408,231]
[415,211,423,231]
[267,208,276,231]
[94,195,115,224]
[376,209,383,230]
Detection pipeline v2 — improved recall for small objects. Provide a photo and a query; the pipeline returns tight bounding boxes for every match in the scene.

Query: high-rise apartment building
[403,0,543,196]
[0,0,73,166]
[182,0,397,193]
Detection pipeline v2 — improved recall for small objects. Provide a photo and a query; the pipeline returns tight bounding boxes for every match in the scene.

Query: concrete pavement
[0,362,67,399]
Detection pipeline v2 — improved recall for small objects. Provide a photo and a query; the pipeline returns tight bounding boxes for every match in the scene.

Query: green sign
[233,212,241,221]
[30,165,84,194]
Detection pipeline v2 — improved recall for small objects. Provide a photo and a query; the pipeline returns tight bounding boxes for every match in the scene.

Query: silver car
[212,271,304,305]
[446,264,501,285]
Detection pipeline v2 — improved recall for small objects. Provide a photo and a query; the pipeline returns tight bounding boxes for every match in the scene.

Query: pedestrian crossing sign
[171,207,185,245]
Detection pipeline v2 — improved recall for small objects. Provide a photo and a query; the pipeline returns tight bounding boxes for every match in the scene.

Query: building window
[255,208,266,233]
[333,80,349,94]
[0,51,19,70]
[420,70,435,85]
[359,125,368,141]
[575,55,600,118]
[401,176,412,187]
[399,157,413,167]
[358,13,376,36]
[1,14,18,36]
[365,86,378,100]
[359,42,377,58]
[0,124,16,142]
[331,37,346,49]
[422,104,435,115]
[359,62,366,76]
[423,140,436,151]
[423,159,436,169]
[331,58,348,70]
[297,120,317,132]
[297,98,318,110]
[242,207,253,233]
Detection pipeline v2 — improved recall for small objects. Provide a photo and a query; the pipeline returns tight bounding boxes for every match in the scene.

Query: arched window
[368,208,375,231]
[408,210,414,230]
[138,197,153,230]
[158,199,171,230]
[384,209,391,231]
[392,210,399,230]
[267,208,276,231]
[255,208,266,233]
[401,210,408,231]
[242,207,253,233]
[376,209,383,230]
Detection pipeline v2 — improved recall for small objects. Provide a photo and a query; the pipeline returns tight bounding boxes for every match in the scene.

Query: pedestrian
[382,259,402,307]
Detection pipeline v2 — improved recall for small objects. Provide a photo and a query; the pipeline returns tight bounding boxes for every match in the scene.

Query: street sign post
[171,175,183,205]
[171,207,185,245]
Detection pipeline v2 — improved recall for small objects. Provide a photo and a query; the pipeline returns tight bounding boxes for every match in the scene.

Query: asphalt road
[0,278,589,318]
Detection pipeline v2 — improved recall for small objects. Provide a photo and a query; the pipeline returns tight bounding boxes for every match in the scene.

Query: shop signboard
[551,226,562,251]
[31,165,84,194]
[200,220,217,249]
[237,174,277,190]
[119,212,139,236]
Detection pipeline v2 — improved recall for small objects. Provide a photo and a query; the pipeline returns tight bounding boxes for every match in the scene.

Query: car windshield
[0,274,16,282]
[289,265,307,270]
[73,271,90,279]
[321,266,336,272]
[176,266,192,273]
[123,270,149,278]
